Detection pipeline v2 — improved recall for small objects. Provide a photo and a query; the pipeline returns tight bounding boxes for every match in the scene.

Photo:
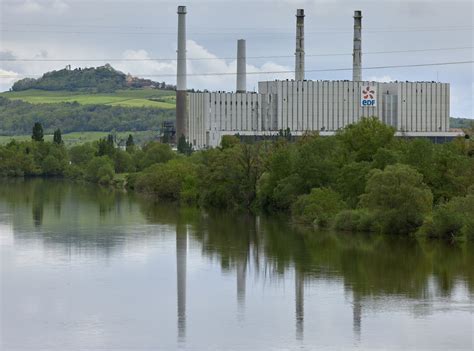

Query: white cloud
[0,69,20,87]
[114,40,293,92]
[367,75,394,82]
[14,0,69,14]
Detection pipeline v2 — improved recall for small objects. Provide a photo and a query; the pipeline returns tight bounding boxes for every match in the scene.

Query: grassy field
[0,131,159,146]
[0,89,176,109]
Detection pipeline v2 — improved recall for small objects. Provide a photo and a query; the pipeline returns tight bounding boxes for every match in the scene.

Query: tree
[85,156,115,184]
[126,134,134,151]
[32,122,44,142]
[97,135,115,157]
[53,128,63,145]
[139,141,175,169]
[177,135,193,155]
[359,164,433,234]
[69,143,97,166]
[337,117,395,162]
[292,187,347,227]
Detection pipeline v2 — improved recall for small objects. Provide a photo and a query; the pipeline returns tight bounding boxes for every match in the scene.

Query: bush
[134,158,198,201]
[139,142,175,170]
[69,143,97,166]
[334,209,378,232]
[85,156,115,183]
[292,188,346,227]
[420,194,474,240]
[359,164,433,235]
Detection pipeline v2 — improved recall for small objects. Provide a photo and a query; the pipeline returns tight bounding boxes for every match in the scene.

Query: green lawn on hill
[0,89,176,109]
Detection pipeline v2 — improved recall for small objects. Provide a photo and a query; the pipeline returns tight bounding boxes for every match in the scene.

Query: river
[1,179,473,350]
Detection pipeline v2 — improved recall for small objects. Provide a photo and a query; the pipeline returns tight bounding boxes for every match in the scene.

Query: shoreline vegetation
[1,117,473,240]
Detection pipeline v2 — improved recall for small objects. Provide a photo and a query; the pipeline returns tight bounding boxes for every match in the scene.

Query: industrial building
[176,6,462,149]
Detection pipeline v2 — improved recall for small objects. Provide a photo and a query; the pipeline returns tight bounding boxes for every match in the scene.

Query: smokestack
[295,9,305,81]
[236,39,246,93]
[176,5,188,140]
[353,10,362,81]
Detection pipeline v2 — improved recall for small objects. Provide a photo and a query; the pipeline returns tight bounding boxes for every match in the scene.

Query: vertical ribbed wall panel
[292,81,298,131]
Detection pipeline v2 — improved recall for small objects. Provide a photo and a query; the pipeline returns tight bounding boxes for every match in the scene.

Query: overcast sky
[1,0,473,118]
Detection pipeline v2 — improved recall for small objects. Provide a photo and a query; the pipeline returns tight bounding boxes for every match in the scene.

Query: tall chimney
[295,9,305,81]
[353,10,362,81]
[236,39,246,93]
[176,5,188,140]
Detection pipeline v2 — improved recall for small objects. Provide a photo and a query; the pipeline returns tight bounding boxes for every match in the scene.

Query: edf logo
[360,86,377,107]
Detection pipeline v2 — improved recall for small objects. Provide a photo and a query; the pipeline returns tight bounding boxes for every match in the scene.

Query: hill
[0,97,174,136]
[0,89,175,109]
[450,117,473,130]
[11,64,175,93]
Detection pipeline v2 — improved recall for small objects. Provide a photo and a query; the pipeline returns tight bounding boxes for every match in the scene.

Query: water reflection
[295,269,304,340]
[1,179,473,350]
[176,219,187,342]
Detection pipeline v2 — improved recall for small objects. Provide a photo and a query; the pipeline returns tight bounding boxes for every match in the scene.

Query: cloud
[0,69,21,88]
[114,40,293,92]
[14,0,69,13]
[367,75,394,82]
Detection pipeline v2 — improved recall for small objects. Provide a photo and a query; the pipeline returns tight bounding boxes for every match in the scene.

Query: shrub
[134,158,198,201]
[359,164,433,235]
[85,156,115,183]
[420,194,474,240]
[334,209,378,232]
[292,187,346,227]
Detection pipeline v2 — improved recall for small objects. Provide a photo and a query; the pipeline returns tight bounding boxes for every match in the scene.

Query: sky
[1,0,473,118]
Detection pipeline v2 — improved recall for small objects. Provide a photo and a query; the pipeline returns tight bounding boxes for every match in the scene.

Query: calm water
[1,179,473,350]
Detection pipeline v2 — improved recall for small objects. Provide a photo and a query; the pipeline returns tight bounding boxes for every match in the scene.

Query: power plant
[176,6,462,149]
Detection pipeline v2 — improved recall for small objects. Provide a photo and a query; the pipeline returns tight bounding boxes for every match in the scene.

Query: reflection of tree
[32,200,43,227]
[3,178,473,304]
[189,213,474,301]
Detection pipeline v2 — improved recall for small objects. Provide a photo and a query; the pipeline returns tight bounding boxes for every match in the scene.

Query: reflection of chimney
[352,10,362,81]
[353,293,362,341]
[295,9,305,81]
[295,269,304,340]
[237,257,247,310]
[176,224,187,341]
[236,39,247,93]
[176,5,188,140]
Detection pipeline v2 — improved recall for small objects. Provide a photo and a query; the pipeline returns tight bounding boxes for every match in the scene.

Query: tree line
[1,118,473,239]
[0,97,174,135]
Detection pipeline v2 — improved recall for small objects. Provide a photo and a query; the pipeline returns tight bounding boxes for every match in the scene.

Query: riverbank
[1,118,473,239]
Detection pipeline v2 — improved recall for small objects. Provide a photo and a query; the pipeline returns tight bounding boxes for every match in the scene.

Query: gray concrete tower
[236,39,247,93]
[176,5,188,140]
[295,9,305,81]
[352,10,362,81]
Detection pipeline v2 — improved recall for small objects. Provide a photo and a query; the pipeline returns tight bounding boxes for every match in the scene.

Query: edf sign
[360,86,377,107]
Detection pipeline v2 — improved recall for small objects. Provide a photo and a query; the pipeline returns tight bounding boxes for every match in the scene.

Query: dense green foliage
[53,128,62,145]
[292,188,347,227]
[31,122,44,142]
[1,117,473,239]
[11,65,175,93]
[0,97,174,135]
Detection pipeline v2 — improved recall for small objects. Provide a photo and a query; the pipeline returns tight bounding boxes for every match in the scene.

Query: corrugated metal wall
[189,81,450,148]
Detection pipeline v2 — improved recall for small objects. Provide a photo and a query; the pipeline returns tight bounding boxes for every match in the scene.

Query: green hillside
[1,89,175,109]
[0,131,158,146]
